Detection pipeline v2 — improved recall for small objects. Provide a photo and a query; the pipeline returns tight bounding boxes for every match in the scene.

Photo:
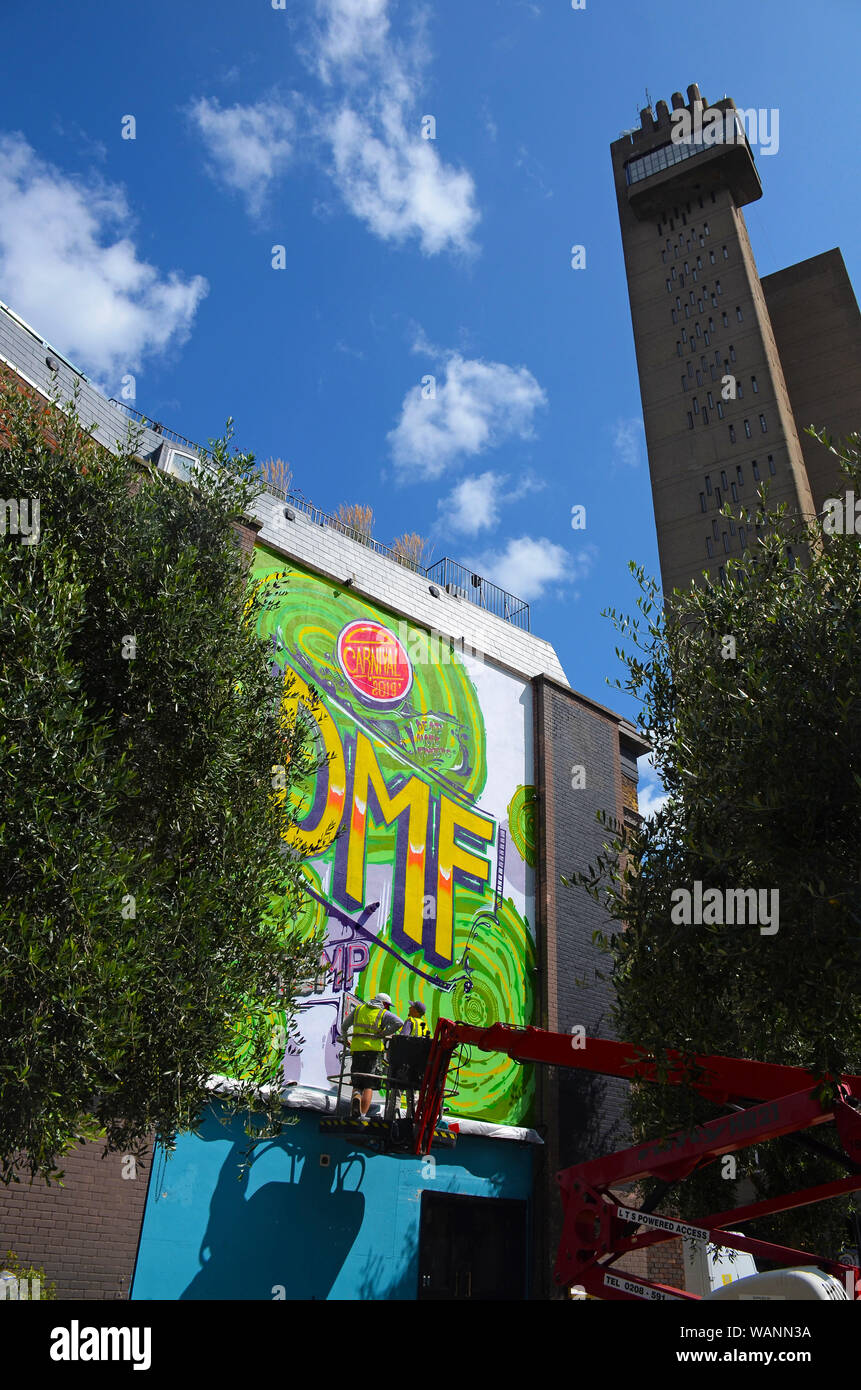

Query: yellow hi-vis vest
[411,1017,430,1038]
[351,1003,387,1053]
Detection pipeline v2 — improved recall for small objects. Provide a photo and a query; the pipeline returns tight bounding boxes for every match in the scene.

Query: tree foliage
[0,376,324,1184]
[567,431,861,1254]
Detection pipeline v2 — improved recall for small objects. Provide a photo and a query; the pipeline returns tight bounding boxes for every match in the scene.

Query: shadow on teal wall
[131,1104,532,1301]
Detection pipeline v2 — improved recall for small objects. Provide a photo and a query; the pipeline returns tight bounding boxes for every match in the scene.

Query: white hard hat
[372,993,392,1007]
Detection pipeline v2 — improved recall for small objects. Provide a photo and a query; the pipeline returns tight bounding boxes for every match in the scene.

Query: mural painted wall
[243,545,537,1126]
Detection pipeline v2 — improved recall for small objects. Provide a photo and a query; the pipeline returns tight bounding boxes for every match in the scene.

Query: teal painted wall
[131,1105,533,1300]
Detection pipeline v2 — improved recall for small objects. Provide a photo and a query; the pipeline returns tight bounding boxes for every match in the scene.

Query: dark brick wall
[0,1142,152,1300]
[533,677,636,1295]
[532,677,682,1296]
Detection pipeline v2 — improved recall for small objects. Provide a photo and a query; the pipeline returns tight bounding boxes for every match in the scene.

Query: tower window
[722,245,729,259]
[751,375,758,392]
[718,564,726,584]
[739,525,747,549]
[714,350,721,364]
[717,401,724,418]
[687,412,694,429]
[681,375,688,391]
[662,250,667,263]
[693,397,699,414]
[715,487,722,506]
[697,256,703,270]
[693,270,698,282]
[704,221,710,234]
[672,310,678,323]
[676,341,682,356]
[722,312,729,326]
[709,249,716,264]
[707,392,714,408]
[702,407,709,424]
[708,318,714,332]
[745,420,752,440]
[731,482,739,501]
[676,296,681,309]
[721,471,728,489]
[716,279,722,295]
[688,361,693,377]
[760,414,768,433]
[768,454,776,474]
[737,382,744,398]
[729,345,736,362]
[707,538,714,558]
[736,306,743,321]
[723,532,730,553]
[712,520,720,540]
[684,262,690,274]
[729,425,736,443]
[736,465,744,485]
[681,327,687,341]
[705,475,712,495]
[696,322,702,338]
[752,459,760,481]
[704,332,710,346]
[700,492,707,512]
[672,266,677,280]
[684,305,690,318]
[666,279,672,293]
[696,370,703,385]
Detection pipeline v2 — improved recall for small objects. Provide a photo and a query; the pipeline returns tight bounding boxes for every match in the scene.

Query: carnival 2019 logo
[336,619,413,707]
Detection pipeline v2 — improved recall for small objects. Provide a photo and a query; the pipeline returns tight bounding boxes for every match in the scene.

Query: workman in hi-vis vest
[342,994,403,1119]
[401,1001,431,1038]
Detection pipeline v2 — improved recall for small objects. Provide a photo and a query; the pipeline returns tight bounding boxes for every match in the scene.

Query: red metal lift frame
[412,1021,861,1301]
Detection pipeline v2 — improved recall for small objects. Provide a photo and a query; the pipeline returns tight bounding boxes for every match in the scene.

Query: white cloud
[188,97,295,216]
[0,132,207,382]
[188,2,480,255]
[637,753,669,819]
[313,0,391,84]
[389,353,547,480]
[469,537,596,603]
[612,416,645,468]
[437,468,546,535]
[438,470,503,535]
[326,99,478,255]
[314,0,479,254]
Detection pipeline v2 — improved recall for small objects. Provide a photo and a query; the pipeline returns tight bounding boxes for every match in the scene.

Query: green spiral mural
[241,545,536,1126]
[507,784,538,869]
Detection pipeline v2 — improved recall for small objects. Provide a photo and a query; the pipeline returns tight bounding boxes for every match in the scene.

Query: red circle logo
[337,620,413,706]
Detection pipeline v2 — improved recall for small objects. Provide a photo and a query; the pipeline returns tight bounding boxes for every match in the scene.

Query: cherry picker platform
[410,1021,861,1301]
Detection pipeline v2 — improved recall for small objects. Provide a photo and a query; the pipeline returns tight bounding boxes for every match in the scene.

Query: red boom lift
[411,1021,861,1301]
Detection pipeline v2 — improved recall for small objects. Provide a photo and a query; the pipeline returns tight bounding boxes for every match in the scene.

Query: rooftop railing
[105,402,533,633]
[282,491,531,632]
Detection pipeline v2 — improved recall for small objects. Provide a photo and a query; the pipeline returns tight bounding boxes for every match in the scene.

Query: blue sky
[2,0,859,811]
